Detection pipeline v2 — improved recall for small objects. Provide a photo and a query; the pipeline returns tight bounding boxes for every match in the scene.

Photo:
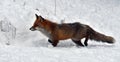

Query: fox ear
[39,15,45,21]
[35,14,39,19]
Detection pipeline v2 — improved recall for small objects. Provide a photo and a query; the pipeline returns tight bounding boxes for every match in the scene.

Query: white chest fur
[36,27,51,38]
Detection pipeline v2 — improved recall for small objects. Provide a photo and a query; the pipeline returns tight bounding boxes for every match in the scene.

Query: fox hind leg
[84,35,90,46]
[72,39,84,47]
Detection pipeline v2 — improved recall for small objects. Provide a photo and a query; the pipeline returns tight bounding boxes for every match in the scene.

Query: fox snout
[29,27,36,31]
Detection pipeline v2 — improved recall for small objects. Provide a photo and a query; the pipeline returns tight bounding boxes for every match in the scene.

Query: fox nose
[29,27,36,31]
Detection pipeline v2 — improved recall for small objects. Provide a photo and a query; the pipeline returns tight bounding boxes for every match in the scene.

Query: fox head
[30,14,45,31]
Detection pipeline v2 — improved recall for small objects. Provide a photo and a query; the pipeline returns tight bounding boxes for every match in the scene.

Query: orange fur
[30,14,115,47]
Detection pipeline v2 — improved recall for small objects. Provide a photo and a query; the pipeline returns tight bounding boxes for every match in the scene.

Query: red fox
[30,14,115,47]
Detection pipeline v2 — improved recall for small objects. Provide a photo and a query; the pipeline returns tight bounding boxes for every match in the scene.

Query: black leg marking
[84,36,89,46]
[72,40,84,47]
[52,40,59,47]
[48,39,59,47]
[48,39,53,43]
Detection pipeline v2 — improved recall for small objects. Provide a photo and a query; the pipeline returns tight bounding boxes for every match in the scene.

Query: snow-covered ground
[0,0,120,62]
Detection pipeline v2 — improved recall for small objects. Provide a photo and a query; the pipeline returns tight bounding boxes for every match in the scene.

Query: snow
[0,0,120,62]
[0,45,119,62]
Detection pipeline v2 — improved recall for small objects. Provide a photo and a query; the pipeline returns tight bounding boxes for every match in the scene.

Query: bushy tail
[89,27,115,44]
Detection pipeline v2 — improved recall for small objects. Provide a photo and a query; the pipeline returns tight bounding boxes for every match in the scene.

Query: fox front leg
[48,39,53,43]
[52,40,59,47]
[48,39,59,47]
